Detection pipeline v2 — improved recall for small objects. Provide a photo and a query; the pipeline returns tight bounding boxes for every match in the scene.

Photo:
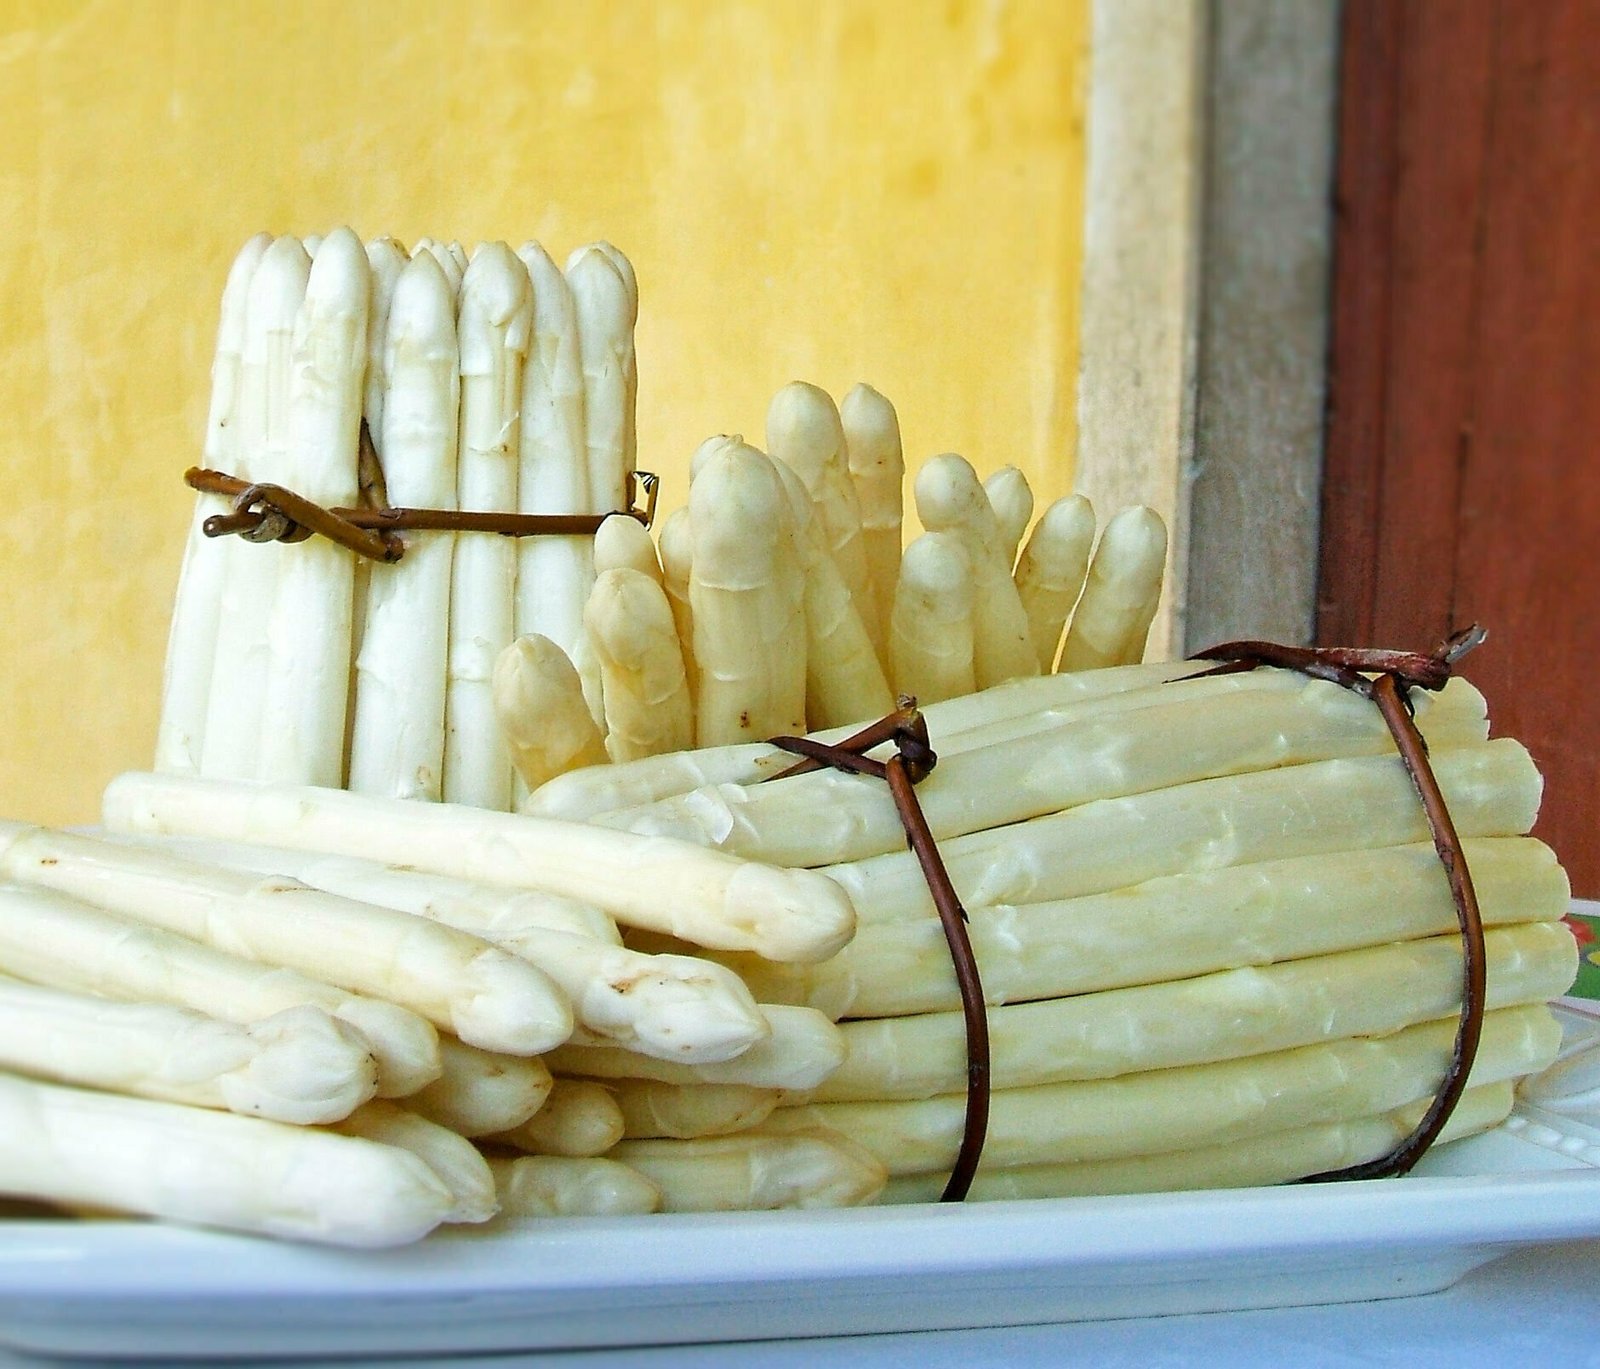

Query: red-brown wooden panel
[1321,0,1600,893]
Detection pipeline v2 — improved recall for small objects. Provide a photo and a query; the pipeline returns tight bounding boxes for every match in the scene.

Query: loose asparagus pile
[0,799,883,1244]
[157,230,639,810]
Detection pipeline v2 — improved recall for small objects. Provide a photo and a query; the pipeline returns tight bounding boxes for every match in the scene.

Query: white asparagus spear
[515,242,593,659]
[446,241,470,275]
[489,1155,660,1216]
[303,233,325,257]
[331,1102,497,1224]
[548,1004,845,1092]
[493,634,610,793]
[983,466,1035,568]
[413,239,464,294]
[567,245,634,516]
[524,660,1212,821]
[769,1005,1558,1176]
[881,1081,1516,1204]
[348,251,460,800]
[446,243,533,810]
[202,235,311,780]
[914,452,1039,689]
[609,1129,886,1211]
[156,231,273,776]
[809,922,1575,1103]
[127,831,620,944]
[889,530,977,704]
[769,454,894,728]
[0,1073,453,1246]
[0,881,438,1098]
[407,1036,553,1137]
[766,382,875,626]
[604,670,1486,866]
[1058,504,1168,671]
[0,822,572,1056]
[361,237,408,456]
[689,440,808,746]
[840,382,904,662]
[574,241,638,497]
[1015,493,1096,669]
[490,1078,624,1157]
[610,1079,780,1139]
[259,226,369,787]
[829,739,1541,925]
[656,504,697,699]
[593,512,662,582]
[729,837,1566,1018]
[0,977,376,1125]
[101,772,857,963]
[587,568,695,761]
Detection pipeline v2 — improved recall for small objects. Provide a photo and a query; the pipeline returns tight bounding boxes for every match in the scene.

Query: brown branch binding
[185,464,660,562]
[767,703,992,1204]
[1190,625,1491,1181]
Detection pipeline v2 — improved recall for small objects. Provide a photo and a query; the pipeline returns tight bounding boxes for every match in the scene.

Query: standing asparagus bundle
[446,243,533,810]
[259,226,369,787]
[155,231,272,777]
[840,382,904,660]
[202,235,311,780]
[348,251,460,800]
[689,441,808,746]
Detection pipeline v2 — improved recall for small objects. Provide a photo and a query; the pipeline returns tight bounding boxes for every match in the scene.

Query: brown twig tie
[767,702,990,1203]
[1189,625,1490,1180]
[186,465,659,562]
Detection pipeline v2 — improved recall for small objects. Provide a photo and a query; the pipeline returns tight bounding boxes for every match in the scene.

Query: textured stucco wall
[0,0,1089,824]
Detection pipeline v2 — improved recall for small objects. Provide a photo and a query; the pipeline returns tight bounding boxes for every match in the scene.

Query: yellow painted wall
[0,0,1089,825]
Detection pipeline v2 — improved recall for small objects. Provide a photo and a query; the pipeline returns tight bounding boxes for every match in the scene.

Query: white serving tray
[5,986,1600,1361]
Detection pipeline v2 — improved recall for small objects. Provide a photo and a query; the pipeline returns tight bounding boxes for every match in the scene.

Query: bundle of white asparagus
[525,660,1577,1201]
[156,230,642,812]
[498,378,1168,790]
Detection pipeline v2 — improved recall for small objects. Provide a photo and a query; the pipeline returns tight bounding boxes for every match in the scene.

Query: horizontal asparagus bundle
[576,657,1573,1197]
